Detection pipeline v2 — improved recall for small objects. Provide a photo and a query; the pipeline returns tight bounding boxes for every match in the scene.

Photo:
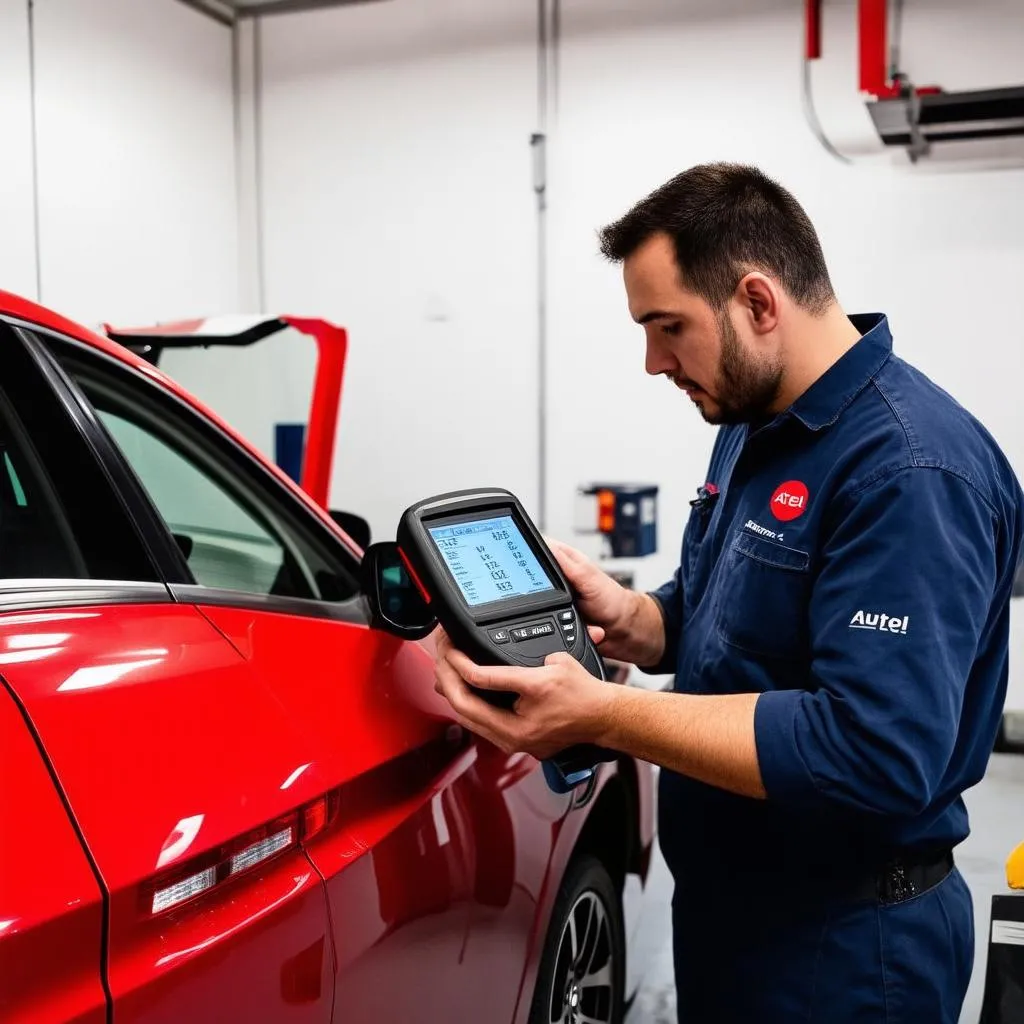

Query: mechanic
[432,162,1024,1023]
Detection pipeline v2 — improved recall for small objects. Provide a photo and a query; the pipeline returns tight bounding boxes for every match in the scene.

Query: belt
[848,848,955,906]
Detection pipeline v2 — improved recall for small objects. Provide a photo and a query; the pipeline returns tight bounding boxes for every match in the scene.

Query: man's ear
[736,272,780,334]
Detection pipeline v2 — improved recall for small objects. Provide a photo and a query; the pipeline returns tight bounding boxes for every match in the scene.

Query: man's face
[623,233,783,425]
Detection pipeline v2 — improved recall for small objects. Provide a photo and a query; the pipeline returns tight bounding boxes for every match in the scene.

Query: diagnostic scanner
[396,488,618,791]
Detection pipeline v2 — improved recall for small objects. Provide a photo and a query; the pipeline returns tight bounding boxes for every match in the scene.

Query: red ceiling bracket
[858,0,941,99]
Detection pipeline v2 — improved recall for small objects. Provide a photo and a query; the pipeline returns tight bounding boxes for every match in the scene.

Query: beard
[693,313,783,425]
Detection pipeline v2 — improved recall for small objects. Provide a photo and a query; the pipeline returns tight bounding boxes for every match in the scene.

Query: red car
[0,291,656,1024]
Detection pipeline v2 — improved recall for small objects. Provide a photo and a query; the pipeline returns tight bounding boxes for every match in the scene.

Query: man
[433,162,1024,1022]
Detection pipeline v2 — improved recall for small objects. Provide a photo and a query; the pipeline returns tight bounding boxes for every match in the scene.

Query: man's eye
[661,322,682,337]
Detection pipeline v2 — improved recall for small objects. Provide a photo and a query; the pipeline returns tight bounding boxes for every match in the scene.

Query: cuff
[636,590,679,675]
[754,689,818,805]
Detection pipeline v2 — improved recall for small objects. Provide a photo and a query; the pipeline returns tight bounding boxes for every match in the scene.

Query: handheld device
[396,488,617,791]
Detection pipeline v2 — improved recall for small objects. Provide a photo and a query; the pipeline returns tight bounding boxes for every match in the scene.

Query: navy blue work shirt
[651,313,1024,891]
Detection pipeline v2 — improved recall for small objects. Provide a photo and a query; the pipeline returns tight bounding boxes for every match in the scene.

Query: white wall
[31,0,239,326]
[255,0,540,540]
[0,0,38,299]
[0,0,238,326]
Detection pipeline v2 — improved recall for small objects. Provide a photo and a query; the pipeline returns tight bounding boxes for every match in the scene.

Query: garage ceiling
[178,0,387,27]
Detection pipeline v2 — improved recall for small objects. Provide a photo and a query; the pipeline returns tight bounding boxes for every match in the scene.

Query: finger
[434,626,452,658]
[544,536,584,560]
[434,660,524,742]
[445,647,546,694]
[543,537,588,573]
[434,658,493,720]
[587,624,606,645]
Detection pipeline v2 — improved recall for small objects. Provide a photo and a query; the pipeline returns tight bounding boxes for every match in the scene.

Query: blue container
[274,423,306,485]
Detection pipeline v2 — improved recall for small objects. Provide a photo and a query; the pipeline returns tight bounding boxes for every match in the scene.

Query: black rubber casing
[397,487,616,779]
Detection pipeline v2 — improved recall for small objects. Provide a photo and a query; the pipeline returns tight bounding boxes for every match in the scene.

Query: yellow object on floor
[1007,841,1024,889]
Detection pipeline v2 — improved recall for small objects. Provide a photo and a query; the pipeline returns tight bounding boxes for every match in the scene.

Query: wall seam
[253,15,267,311]
[27,0,43,303]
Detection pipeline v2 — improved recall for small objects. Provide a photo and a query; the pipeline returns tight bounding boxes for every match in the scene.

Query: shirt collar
[787,312,893,432]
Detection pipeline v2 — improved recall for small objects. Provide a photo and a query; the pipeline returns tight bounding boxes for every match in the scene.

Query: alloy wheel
[547,889,615,1024]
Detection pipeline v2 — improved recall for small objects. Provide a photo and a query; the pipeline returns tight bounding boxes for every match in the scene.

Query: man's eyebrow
[637,310,677,325]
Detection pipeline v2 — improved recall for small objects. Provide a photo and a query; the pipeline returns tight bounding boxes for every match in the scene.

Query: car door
[39,327,572,1022]
[0,320,339,1024]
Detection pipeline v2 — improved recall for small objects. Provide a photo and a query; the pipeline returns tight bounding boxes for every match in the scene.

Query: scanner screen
[428,514,555,607]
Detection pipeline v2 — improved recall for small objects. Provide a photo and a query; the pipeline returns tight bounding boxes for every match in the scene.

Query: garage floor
[625,753,1024,1024]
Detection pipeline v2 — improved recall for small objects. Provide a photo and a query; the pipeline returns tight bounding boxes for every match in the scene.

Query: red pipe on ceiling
[805,0,822,61]
[858,0,894,96]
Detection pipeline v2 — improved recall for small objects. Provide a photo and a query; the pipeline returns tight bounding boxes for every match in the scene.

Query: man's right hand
[546,538,667,668]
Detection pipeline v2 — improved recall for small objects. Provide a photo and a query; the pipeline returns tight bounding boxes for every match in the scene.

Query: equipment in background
[979,841,1024,1023]
[574,483,658,561]
[573,482,659,596]
[361,487,618,795]
[803,0,1024,163]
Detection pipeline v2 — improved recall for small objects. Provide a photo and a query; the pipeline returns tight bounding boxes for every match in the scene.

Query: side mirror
[360,542,437,640]
[330,509,371,550]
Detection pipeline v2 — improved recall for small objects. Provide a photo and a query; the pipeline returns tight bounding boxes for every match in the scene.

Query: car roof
[0,289,157,370]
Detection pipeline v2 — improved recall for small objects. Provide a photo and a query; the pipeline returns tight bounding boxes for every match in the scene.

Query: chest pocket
[715,531,811,661]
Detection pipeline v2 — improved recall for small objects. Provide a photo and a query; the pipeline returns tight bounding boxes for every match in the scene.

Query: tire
[528,854,626,1024]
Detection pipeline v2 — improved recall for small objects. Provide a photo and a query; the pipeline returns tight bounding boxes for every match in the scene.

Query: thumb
[544,651,577,668]
[587,624,606,645]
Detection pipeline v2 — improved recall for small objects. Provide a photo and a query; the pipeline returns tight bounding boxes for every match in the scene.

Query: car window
[54,354,360,605]
[0,387,88,580]
[99,408,306,595]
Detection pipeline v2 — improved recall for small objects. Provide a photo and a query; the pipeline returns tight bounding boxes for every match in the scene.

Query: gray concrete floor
[625,753,1024,1024]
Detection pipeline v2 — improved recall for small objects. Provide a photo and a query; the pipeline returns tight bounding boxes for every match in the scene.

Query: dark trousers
[672,866,975,1023]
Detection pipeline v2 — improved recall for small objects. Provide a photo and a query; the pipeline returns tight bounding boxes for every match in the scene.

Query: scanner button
[491,629,511,644]
[561,622,574,632]
[512,623,553,641]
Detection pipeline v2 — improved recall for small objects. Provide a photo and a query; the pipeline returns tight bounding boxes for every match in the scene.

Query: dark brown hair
[598,162,835,315]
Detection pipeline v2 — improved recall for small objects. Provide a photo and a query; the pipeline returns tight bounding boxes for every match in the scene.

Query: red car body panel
[0,290,657,1023]
[0,604,336,1023]
[0,676,106,1024]
[197,603,576,1022]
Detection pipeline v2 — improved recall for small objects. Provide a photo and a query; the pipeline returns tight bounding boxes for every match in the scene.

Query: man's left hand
[433,628,615,759]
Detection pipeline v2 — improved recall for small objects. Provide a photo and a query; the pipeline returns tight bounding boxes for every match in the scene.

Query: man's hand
[432,627,613,759]
[433,626,766,800]
[546,538,667,668]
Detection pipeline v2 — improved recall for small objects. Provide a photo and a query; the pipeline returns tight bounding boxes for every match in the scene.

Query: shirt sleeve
[638,568,682,675]
[754,465,1000,818]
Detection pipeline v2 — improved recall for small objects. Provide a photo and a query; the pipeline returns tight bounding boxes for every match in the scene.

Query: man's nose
[645,336,676,378]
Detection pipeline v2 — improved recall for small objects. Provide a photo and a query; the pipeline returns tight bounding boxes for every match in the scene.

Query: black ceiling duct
[867,85,1024,148]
